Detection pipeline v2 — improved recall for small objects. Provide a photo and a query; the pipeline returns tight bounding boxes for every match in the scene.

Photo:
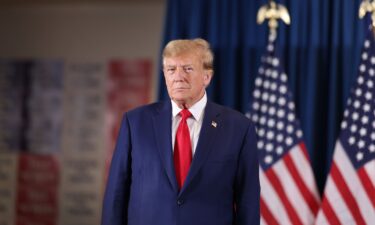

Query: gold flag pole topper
[359,0,375,35]
[257,0,291,41]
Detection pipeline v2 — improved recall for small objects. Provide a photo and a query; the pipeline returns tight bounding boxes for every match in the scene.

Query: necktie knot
[180,109,191,120]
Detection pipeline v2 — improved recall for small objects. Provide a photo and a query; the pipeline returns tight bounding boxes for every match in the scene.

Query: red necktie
[174,109,192,189]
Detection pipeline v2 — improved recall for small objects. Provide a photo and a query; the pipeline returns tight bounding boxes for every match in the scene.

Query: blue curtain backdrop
[157,0,367,193]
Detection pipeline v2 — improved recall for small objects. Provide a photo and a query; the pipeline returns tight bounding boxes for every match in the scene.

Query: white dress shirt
[171,93,207,156]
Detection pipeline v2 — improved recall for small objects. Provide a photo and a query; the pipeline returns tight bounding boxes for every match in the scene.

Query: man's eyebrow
[165,64,193,67]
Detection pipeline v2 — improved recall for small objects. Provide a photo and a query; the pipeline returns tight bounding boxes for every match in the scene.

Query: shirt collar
[171,92,207,121]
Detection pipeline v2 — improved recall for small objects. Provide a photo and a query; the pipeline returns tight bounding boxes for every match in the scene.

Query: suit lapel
[179,102,221,195]
[152,102,179,192]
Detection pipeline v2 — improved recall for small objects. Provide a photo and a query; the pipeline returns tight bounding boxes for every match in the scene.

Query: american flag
[315,28,375,225]
[248,34,320,225]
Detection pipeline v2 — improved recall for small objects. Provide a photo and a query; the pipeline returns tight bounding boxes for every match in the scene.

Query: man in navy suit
[102,38,260,225]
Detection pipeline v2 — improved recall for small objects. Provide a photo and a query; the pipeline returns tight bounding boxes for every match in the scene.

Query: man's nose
[174,67,186,80]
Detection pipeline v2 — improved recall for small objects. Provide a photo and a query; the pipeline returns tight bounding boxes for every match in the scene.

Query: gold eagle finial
[359,0,375,28]
[257,0,291,40]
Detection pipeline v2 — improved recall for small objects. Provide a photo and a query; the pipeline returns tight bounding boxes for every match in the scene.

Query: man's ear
[203,70,213,86]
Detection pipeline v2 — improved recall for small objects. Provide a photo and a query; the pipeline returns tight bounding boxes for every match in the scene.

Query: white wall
[0,2,166,99]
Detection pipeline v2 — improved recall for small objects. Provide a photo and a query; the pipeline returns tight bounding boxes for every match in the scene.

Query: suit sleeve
[101,113,132,225]
[234,121,260,225]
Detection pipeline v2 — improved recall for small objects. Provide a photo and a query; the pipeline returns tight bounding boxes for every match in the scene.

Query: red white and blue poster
[0,59,153,225]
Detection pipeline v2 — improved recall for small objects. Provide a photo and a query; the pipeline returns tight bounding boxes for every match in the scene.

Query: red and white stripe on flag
[260,143,320,225]
[315,142,375,225]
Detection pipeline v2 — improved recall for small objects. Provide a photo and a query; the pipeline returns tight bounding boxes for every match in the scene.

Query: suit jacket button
[177,199,184,205]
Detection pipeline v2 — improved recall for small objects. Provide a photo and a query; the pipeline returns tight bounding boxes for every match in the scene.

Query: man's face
[163,52,212,108]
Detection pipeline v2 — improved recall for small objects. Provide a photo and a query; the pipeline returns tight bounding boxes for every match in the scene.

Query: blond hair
[162,38,214,71]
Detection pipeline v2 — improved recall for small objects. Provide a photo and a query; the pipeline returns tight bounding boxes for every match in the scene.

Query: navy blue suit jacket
[102,101,260,225]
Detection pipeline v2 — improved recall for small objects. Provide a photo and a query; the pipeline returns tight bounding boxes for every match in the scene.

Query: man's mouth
[174,87,189,90]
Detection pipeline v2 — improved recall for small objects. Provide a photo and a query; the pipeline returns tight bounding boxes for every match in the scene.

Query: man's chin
[172,90,189,98]
[172,96,188,102]
[171,96,189,104]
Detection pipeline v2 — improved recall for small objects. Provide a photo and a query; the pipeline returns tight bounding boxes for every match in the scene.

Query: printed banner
[26,61,64,154]
[0,153,18,225]
[106,59,152,176]
[0,61,27,152]
[0,61,24,225]
[0,58,154,225]
[16,154,59,225]
[59,61,106,225]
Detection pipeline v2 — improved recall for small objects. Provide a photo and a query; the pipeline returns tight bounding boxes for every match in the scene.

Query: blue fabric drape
[158,0,367,193]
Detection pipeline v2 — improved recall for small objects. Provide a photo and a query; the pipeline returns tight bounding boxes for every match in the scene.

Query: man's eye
[167,68,175,73]
[184,67,193,72]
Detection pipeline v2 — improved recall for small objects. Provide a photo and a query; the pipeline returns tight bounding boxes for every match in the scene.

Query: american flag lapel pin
[211,121,217,128]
